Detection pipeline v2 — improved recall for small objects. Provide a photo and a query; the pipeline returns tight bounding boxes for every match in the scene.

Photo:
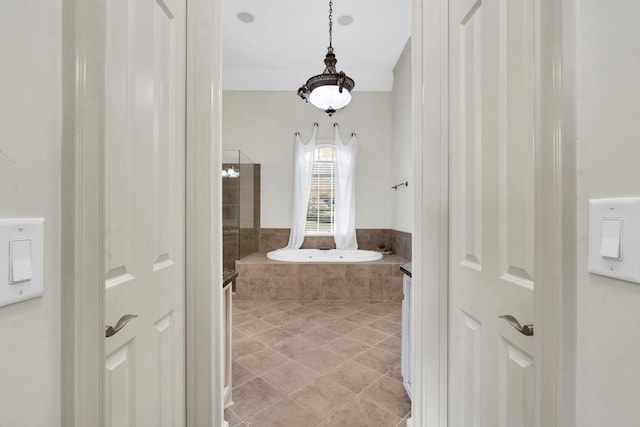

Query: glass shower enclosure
[222,150,260,271]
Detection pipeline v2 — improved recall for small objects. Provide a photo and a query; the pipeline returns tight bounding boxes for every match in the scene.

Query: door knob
[499,314,534,336]
[105,314,138,338]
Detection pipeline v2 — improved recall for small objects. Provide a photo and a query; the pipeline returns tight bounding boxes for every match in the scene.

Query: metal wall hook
[392,181,409,190]
[105,314,138,338]
[499,314,534,336]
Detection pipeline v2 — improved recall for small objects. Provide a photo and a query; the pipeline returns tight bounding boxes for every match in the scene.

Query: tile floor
[226,299,411,427]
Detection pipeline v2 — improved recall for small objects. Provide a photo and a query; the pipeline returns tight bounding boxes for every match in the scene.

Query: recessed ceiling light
[337,15,354,25]
[237,12,254,23]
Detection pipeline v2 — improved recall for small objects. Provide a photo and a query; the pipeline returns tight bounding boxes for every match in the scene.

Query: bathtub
[267,248,383,263]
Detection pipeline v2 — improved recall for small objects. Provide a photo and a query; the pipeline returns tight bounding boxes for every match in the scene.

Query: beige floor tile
[325,318,362,335]
[290,377,356,420]
[323,360,384,393]
[343,311,380,325]
[237,348,289,376]
[262,361,320,395]
[285,306,317,318]
[233,337,267,359]
[232,377,285,419]
[375,334,402,355]
[375,301,402,311]
[268,301,303,311]
[361,304,395,317]
[322,304,361,317]
[234,300,261,311]
[224,408,243,427]
[232,360,257,387]
[299,326,342,346]
[279,318,310,335]
[327,397,401,427]
[272,336,317,358]
[246,397,322,427]
[232,300,406,427]
[293,348,346,374]
[387,363,403,383]
[348,326,389,346]
[251,328,294,347]
[304,311,340,326]
[305,300,341,311]
[397,412,412,427]
[262,311,300,327]
[245,305,276,319]
[322,336,370,359]
[368,319,402,335]
[361,376,411,419]
[384,310,403,324]
[235,319,277,336]
[233,312,259,326]
[353,347,401,374]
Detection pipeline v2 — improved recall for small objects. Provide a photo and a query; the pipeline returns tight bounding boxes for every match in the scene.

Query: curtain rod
[295,122,355,137]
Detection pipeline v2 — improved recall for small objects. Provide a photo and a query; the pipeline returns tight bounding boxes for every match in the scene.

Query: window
[305,145,335,234]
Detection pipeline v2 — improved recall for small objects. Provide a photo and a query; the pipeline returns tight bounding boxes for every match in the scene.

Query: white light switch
[10,239,33,284]
[588,198,640,284]
[0,219,44,307]
[600,218,622,260]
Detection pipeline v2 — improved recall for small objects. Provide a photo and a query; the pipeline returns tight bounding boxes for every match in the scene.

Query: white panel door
[103,0,186,426]
[449,0,536,426]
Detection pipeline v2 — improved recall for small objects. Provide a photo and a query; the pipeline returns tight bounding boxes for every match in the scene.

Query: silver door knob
[105,314,138,338]
[499,314,534,336]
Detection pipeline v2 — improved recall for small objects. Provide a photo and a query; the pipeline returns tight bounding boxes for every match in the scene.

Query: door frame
[409,0,576,426]
[61,0,225,425]
[61,0,576,426]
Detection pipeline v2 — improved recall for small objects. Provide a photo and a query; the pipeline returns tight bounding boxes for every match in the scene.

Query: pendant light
[297,0,355,117]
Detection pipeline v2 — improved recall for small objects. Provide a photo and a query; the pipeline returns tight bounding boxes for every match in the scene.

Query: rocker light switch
[10,239,33,284]
[0,219,44,308]
[588,198,640,284]
[600,218,622,260]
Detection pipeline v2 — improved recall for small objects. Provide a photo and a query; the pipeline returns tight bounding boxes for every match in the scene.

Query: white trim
[62,0,223,425]
[411,0,449,426]
[61,0,106,424]
[534,0,577,426]
[185,0,224,425]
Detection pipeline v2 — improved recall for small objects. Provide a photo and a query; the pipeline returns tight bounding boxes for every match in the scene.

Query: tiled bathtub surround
[226,299,411,427]
[235,253,407,301]
[259,228,412,261]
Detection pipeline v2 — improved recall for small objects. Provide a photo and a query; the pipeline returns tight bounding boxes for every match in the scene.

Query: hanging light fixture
[297,0,355,117]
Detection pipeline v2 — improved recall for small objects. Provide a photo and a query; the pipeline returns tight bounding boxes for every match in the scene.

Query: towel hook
[391,181,409,190]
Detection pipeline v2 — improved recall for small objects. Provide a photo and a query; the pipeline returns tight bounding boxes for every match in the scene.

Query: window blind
[306,146,335,233]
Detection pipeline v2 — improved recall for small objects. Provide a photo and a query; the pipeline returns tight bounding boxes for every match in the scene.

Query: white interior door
[448,0,536,425]
[103,0,187,425]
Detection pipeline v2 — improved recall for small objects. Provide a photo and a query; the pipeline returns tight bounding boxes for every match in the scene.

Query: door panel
[104,0,186,425]
[105,343,135,427]
[449,0,536,425]
[498,338,534,427]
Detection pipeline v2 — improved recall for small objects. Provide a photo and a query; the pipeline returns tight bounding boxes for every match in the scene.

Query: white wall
[223,91,393,229]
[576,2,640,425]
[391,39,413,233]
[0,2,61,426]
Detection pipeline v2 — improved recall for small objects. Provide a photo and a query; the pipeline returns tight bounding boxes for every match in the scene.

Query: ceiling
[222,0,412,92]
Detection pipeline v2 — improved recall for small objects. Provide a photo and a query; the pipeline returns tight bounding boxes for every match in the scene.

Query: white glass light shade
[309,85,352,111]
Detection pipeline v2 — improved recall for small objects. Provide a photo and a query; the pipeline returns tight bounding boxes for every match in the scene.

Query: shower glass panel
[223,150,260,271]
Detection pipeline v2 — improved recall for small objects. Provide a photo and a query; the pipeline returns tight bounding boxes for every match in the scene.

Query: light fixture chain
[328,0,333,48]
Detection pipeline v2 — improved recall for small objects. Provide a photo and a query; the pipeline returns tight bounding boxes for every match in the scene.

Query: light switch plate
[588,198,640,284]
[0,219,44,307]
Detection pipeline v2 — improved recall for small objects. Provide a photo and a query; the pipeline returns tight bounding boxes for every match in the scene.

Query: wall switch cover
[0,219,44,307]
[588,198,640,284]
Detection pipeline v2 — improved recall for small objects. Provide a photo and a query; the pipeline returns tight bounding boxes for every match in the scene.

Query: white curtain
[333,125,359,250]
[284,125,317,249]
